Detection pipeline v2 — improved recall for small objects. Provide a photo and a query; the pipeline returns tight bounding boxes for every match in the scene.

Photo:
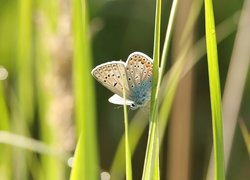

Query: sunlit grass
[15,0,33,178]
[204,0,225,179]
[142,0,161,178]
[0,81,11,179]
[122,77,132,180]
[70,0,99,179]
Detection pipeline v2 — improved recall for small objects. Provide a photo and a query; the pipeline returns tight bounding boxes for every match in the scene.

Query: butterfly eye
[131,103,137,110]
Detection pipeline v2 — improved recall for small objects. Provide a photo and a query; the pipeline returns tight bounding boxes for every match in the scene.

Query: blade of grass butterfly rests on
[110,11,239,179]
[110,109,149,179]
[122,75,132,180]
[204,0,225,179]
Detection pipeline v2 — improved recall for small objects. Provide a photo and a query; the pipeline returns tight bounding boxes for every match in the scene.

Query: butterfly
[91,52,153,110]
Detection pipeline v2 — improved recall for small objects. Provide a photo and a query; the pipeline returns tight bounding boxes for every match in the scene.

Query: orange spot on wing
[146,63,152,68]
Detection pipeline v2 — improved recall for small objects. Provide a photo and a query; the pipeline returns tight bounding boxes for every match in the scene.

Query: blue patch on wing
[130,77,152,106]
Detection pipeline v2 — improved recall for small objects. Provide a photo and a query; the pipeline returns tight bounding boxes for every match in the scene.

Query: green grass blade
[15,0,33,178]
[0,82,10,131]
[207,2,250,178]
[0,81,11,179]
[204,0,225,179]
[110,110,148,179]
[142,0,161,178]
[122,78,132,180]
[70,0,99,179]
[160,0,178,83]
[17,0,34,125]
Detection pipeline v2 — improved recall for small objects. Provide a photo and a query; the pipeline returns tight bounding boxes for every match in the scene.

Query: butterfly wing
[125,52,153,89]
[108,94,134,106]
[91,61,132,100]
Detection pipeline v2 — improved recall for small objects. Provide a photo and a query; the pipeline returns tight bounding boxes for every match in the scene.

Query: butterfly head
[130,103,138,110]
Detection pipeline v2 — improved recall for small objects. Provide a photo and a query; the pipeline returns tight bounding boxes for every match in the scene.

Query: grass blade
[160,0,178,82]
[15,0,33,178]
[0,81,11,179]
[204,0,225,179]
[122,78,132,180]
[70,0,99,179]
[142,0,161,178]
[207,1,250,178]
[17,0,34,125]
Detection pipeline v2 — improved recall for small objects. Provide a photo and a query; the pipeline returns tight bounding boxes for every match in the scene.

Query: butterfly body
[91,52,153,109]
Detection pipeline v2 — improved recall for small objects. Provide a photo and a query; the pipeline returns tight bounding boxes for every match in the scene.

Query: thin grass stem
[122,77,132,180]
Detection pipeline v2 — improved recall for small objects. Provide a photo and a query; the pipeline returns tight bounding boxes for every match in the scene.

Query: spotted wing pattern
[91,61,131,99]
[125,52,153,90]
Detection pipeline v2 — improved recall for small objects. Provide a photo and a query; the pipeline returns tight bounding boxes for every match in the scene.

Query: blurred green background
[0,0,249,179]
